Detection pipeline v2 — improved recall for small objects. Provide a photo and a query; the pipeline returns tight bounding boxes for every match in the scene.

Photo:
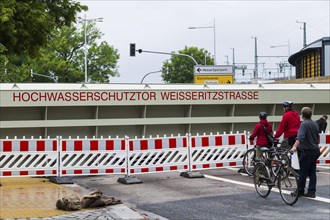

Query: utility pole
[252,37,258,78]
[225,55,229,65]
[78,15,103,83]
[230,48,235,83]
[297,21,307,47]
[230,48,235,75]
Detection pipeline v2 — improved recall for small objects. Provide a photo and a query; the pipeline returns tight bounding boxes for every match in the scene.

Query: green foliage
[28,22,119,83]
[0,52,31,83]
[0,0,87,57]
[161,46,214,83]
[2,22,120,83]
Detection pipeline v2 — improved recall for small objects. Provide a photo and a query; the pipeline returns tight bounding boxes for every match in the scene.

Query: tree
[0,53,31,83]
[161,46,214,83]
[0,0,87,57]
[0,22,119,83]
[28,22,119,83]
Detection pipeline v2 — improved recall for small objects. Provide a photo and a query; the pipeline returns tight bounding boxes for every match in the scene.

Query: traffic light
[130,43,136,56]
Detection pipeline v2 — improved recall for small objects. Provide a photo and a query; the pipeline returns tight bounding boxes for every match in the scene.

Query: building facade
[289,37,330,79]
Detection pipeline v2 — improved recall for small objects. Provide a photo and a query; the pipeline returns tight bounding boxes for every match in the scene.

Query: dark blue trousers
[298,148,321,194]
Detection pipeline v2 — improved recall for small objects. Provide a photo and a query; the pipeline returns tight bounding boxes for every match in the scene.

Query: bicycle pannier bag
[260,123,274,145]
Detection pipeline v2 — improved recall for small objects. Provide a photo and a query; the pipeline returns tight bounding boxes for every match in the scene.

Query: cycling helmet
[281,101,293,108]
[259,112,267,120]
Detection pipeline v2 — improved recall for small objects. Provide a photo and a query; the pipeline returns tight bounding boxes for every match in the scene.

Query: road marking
[318,172,330,175]
[204,174,330,204]
[225,167,240,171]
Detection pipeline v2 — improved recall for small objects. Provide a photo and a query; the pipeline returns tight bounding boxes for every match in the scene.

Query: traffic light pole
[137,49,199,66]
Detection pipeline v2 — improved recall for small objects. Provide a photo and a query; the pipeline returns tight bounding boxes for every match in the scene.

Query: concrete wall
[1,83,329,138]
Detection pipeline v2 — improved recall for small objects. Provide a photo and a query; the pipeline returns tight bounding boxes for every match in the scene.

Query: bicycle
[243,142,283,176]
[253,146,299,206]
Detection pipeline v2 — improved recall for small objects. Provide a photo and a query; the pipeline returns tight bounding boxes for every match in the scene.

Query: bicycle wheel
[278,167,299,206]
[243,149,255,176]
[253,163,271,198]
[269,151,290,177]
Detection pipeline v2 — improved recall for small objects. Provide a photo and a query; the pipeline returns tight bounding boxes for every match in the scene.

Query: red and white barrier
[318,133,330,165]
[60,138,127,176]
[190,132,246,171]
[128,136,188,175]
[4,132,326,180]
[0,138,58,177]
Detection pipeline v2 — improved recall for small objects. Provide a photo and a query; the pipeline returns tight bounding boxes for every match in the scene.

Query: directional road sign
[194,75,234,84]
[194,65,233,75]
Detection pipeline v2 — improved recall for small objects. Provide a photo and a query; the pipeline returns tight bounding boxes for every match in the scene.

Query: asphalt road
[73,165,330,220]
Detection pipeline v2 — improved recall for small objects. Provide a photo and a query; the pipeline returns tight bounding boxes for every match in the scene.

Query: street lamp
[270,40,291,79]
[188,19,216,64]
[78,15,103,83]
[140,70,163,84]
[30,69,58,82]
[270,41,290,56]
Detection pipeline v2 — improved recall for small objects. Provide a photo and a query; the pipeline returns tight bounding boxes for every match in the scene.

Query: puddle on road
[0,177,86,219]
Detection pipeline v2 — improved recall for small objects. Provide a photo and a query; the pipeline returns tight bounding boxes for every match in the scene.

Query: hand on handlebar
[290,146,297,153]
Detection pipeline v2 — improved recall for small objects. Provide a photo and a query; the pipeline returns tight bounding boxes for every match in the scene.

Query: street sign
[194,75,234,84]
[194,65,233,75]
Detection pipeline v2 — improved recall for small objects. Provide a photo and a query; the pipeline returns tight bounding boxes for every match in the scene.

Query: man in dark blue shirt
[291,107,321,198]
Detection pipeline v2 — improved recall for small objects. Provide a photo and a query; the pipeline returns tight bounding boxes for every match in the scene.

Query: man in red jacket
[275,101,301,149]
[249,112,273,159]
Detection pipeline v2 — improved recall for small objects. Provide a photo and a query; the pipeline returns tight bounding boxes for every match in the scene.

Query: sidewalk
[0,177,165,220]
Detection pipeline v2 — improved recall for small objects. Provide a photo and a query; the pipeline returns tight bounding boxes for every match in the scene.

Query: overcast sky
[78,0,330,83]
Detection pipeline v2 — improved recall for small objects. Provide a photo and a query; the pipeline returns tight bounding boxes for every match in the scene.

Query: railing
[1,133,329,180]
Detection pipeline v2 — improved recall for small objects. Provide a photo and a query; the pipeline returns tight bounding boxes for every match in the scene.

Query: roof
[0,83,328,91]
[289,37,330,65]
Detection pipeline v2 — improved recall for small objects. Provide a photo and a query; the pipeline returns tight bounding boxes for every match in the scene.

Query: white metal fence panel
[59,138,127,176]
[0,138,58,177]
[128,136,189,175]
[190,133,247,170]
